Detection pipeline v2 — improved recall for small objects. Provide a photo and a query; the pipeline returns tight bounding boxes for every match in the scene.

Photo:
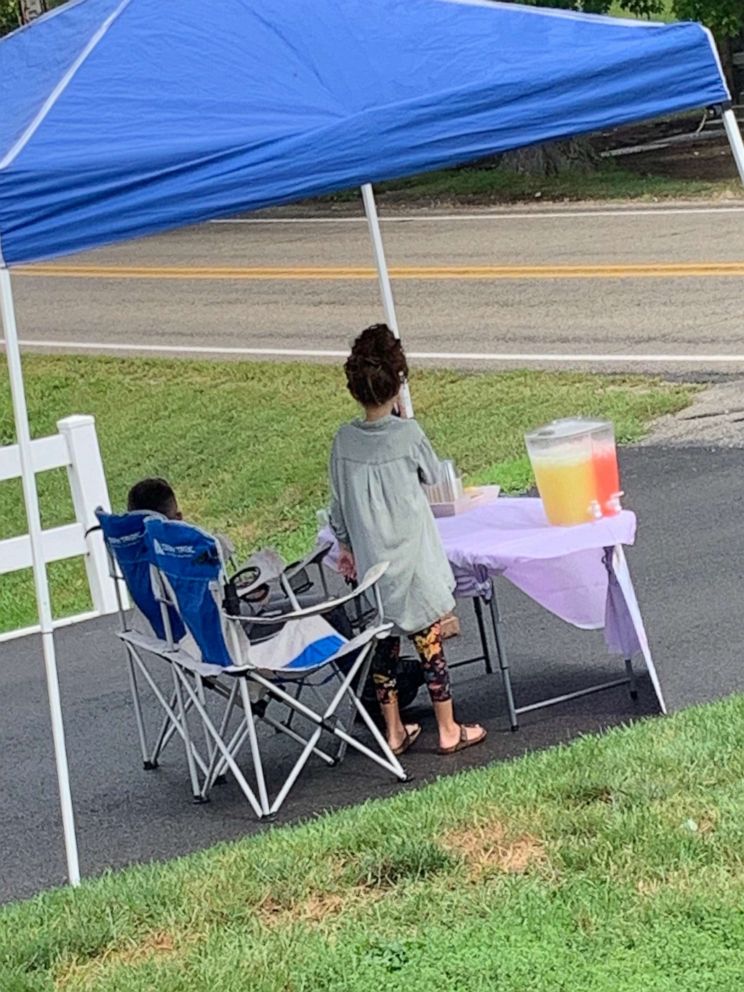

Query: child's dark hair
[344,324,408,407]
[127,477,178,518]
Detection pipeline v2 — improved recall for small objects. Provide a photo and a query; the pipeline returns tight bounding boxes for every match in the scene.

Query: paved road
[4,444,744,905]
[7,203,744,372]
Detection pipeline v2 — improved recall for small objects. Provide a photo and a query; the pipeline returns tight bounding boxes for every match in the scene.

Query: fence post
[58,415,121,615]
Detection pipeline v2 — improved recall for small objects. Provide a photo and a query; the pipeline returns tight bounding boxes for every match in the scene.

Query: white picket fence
[0,414,121,642]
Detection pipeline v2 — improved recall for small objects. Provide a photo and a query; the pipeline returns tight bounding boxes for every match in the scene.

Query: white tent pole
[0,267,81,887]
[722,108,744,186]
[360,183,414,417]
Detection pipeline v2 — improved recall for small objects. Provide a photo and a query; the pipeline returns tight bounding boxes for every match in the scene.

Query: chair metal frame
[97,511,353,808]
[144,518,409,817]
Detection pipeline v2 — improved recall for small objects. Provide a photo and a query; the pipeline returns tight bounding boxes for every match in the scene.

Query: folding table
[320,496,665,729]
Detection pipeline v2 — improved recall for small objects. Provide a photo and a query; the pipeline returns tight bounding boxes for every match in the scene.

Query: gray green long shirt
[329,415,456,635]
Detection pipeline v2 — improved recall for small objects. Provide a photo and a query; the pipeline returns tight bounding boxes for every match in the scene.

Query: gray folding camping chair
[144,516,408,817]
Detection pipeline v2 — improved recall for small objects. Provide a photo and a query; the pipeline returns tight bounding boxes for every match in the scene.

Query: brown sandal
[438,723,487,755]
[392,724,422,756]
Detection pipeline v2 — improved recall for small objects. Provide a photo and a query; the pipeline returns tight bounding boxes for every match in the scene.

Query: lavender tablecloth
[319,496,645,661]
[437,497,636,631]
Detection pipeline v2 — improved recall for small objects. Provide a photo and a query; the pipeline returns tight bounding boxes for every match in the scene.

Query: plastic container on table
[525,418,621,526]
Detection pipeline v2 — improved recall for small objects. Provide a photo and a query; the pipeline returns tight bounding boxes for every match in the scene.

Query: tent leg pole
[0,267,81,887]
[722,108,744,186]
[361,183,414,417]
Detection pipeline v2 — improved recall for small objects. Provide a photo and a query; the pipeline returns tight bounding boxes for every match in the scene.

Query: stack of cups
[426,460,463,503]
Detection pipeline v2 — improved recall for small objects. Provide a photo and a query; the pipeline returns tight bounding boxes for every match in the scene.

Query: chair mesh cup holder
[223,565,270,617]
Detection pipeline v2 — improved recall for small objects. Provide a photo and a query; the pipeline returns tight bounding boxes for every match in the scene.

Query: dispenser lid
[525,417,609,442]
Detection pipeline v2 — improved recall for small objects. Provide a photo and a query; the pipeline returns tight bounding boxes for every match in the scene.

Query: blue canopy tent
[1,0,742,886]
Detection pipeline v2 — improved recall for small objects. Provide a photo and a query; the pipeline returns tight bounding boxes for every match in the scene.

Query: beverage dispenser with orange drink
[525,418,622,526]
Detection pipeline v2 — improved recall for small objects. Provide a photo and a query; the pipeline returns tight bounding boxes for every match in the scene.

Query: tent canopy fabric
[0,0,729,266]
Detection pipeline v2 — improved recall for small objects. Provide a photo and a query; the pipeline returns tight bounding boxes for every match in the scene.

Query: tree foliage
[0,0,67,37]
[672,0,743,39]
[518,0,743,40]
[0,0,20,36]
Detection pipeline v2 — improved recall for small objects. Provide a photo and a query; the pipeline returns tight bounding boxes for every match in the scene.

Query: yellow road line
[13,262,744,280]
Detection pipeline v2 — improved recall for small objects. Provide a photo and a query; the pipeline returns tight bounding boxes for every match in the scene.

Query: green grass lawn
[3,693,744,990]
[0,356,692,633]
[336,160,736,207]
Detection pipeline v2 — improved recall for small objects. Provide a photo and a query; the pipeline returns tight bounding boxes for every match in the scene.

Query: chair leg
[202,679,336,813]
[196,675,216,768]
[208,681,337,794]
[171,667,203,802]
[130,662,208,778]
[346,684,408,780]
[270,730,324,815]
[150,692,178,766]
[260,648,408,817]
[202,681,240,796]
[238,679,270,816]
[212,704,338,788]
[281,679,304,732]
[334,652,371,764]
[151,691,205,768]
[177,672,265,818]
[123,645,152,769]
[262,712,336,765]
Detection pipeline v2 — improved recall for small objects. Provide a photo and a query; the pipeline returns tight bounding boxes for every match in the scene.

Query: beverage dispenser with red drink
[525,418,622,526]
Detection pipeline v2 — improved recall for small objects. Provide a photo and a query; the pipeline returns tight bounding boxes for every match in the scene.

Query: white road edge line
[4,339,744,363]
[210,206,744,224]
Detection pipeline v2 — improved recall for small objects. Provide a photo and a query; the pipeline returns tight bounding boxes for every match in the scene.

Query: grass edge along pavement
[325,160,743,208]
[0,355,693,634]
[3,693,744,990]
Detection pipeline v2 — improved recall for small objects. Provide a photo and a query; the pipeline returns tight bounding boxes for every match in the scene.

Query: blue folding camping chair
[96,509,217,784]
[144,517,408,818]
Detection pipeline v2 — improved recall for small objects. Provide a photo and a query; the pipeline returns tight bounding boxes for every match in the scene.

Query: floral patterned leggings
[371,620,452,705]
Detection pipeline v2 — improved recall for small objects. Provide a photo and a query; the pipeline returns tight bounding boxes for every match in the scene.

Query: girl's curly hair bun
[344,324,408,407]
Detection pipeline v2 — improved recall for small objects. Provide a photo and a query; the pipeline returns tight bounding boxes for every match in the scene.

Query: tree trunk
[498,138,600,177]
[19,0,48,23]
[717,35,735,96]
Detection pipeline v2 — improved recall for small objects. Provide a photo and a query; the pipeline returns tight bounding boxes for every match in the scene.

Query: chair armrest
[328,621,394,661]
[224,562,389,627]
[283,541,332,582]
[280,541,333,604]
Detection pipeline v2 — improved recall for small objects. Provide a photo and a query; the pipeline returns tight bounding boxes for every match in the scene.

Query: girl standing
[329,324,486,756]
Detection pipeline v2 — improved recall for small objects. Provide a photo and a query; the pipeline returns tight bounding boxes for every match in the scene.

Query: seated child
[126,477,354,644]
[127,477,235,562]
